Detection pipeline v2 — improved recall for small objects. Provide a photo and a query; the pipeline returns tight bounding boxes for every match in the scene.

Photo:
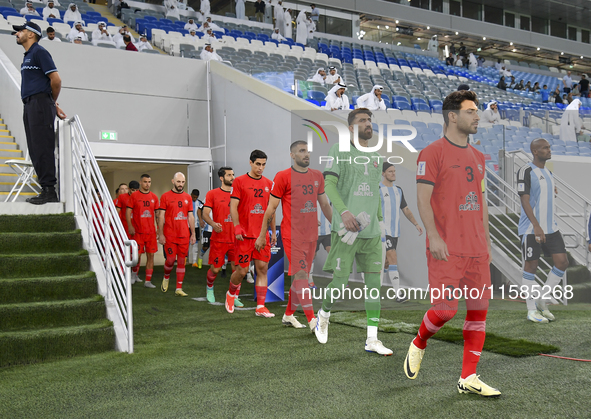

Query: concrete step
[0,142,18,150]
[0,149,22,156]
[0,157,24,164]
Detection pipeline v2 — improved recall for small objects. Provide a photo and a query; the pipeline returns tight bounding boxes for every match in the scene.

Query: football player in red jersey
[225,150,277,317]
[113,183,128,209]
[202,166,245,307]
[404,91,500,397]
[157,172,196,297]
[126,174,159,288]
[115,180,138,239]
[256,141,332,330]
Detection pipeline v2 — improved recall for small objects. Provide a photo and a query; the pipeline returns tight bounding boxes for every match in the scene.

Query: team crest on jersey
[251,203,265,214]
[354,183,373,196]
[373,161,378,168]
[184,200,188,204]
[224,214,232,223]
[300,200,317,213]
[151,199,155,203]
[174,211,188,220]
[518,183,525,192]
[417,161,426,176]
[141,210,151,218]
[478,164,483,174]
[314,181,319,187]
[265,187,269,193]
[459,192,480,211]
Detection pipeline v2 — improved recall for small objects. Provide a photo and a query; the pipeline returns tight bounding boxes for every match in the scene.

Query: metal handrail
[61,115,137,353]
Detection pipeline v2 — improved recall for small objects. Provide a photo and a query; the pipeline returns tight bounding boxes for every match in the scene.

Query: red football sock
[163,258,175,280]
[285,288,296,316]
[461,309,488,379]
[229,281,240,296]
[295,278,315,322]
[132,262,140,274]
[255,285,267,307]
[176,260,186,289]
[206,269,217,288]
[145,269,153,283]
[413,304,457,349]
[236,283,241,297]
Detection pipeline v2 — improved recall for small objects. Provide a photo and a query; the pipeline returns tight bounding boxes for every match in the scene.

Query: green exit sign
[100,131,117,141]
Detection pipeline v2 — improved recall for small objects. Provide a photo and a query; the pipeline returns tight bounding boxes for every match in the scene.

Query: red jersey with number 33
[127,191,159,234]
[158,190,193,240]
[204,187,234,243]
[271,167,325,242]
[416,137,487,257]
[231,173,272,239]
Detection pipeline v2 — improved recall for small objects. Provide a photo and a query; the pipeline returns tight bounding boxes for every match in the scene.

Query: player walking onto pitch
[126,174,159,288]
[314,108,392,355]
[225,150,277,318]
[157,172,196,297]
[201,167,244,307]
[517,138,569,323]
[379,162,423,301]
[404,91,500,397]
[256,141,332,330]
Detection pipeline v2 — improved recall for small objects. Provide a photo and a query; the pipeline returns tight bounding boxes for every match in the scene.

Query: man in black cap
[13,22,66,205]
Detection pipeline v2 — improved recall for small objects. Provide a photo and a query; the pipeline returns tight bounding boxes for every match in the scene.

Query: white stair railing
[58,116,137,353]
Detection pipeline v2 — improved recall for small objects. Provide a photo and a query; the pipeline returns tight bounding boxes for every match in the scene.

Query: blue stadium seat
[411,121,427,129]
[307,90,325,102]
[394,119,411,125]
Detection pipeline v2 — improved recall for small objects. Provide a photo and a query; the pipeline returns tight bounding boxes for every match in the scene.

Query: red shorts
[134,233,158,254]
[234,236,270,268]
[427,252,491,309]
[208,241,235,268]
[284,238,316,276]
[164,237,190,260]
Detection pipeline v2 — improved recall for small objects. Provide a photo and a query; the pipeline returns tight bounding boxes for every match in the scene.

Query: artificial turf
[1,266,590,418]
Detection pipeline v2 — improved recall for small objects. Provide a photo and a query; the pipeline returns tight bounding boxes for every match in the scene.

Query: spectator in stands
[42,0,59,20]
[356,85,386,111]
[254,0,265,22]
[563,70,573,94]
[165,0,180,20]
[123,34,137,51]
[284,8,293,39]
[477,56,485,67]
[44,0,61,6]
[458,42,467,66]
[567,92,574,103]
[481,101,501,124]
[551,86,561,103]
[445,53,454,66]
[198,22,211,33]
[67,22,88,42]
[532,82,540,93]
[507,75,516,89]
[72,35,83,44]
[114,26,135,48]
[295,8,308,45]
[203,28,217,44]
[200,0,210,22]
[468,53,477,72]
[187,29,200,40]
[115,0,130,19]
[64,3,83,25]
[308,68,326,85]
[514,79,524,90]
[495,58,503,71]
[274,0,285,35]
[136,34,153,52]
[236,0,246,20]
[502,66,512,78]
[205,16,222,31]
[92,22,113,43]
[323,82,349,111]
[325,66,341,85]
[455,54,463,67]
[20,1,40,16]
[571,83,581,97]
[449,42,456,55]
[524,81,532,92]
[427,35,438,55]
[540,84,550,103]
[185,18,198,32]
[177,0,194,12]
[497,76,507,91]
[579,74,589,98]
[200,43,222,61]
[307,14,316,36]
[272,28,286,42]
[560,99,583,142]
[310,4,319,26]
[41,27,61,42]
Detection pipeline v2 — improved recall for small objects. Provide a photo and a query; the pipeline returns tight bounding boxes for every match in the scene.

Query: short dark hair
[191,189,199,196]
[250,149,267,162]
[218,166,232,178]
[543,84,547,87]
[129,180,140,190]
[140,174,150,179]
[47,27,55,33]
[290,140,307,152]
[348,108,372,126]
[442,90,479,125]
[123,34,131,43]
[382,162,394,172]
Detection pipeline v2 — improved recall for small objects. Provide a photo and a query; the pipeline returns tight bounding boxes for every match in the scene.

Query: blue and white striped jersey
[379,182,407,238]
[318,196,331,236]
[517,162,558,236]
[194,199,212,232]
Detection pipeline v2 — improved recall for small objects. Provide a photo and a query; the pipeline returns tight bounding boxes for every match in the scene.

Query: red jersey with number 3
[271,167,325,242]
[416,137,487,257]
[158,190,193,240]
[204,187,234,243]
[115,193,130,234]
[231,173,272,239]
[127,191,159,234]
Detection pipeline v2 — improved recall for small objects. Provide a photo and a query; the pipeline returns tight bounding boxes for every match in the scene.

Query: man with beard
[313,108,392,356]
[256,141,332,330]
[157,173,196,297]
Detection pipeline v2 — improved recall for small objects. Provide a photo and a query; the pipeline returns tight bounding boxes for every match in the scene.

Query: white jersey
[318,197,331,236]
[379,182,407,238]
[195,199,212,232]
[517,163,558,236]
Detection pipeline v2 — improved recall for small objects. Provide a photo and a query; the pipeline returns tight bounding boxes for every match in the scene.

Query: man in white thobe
[67,21,88,42]
[41,27,61,41]
[184,18,198,32]
[324,66,341,85]
[356,85,386,111]
[200,43,222,61]
[427,35,438,54]
[64,3,83,24]
[42,0,60,20]
[187,29,200,40]
[114,26,135,48]
[283,8,292,39]
[307,68,326,85]
[165,0,180,20]
[560,99,583,143]
[92,22,113,43]
[271,28,286,41]
[295,9,308,45]
[274,0,284,35]
[205,16,222,32]
[20,1,40,16]
[136,34,153,51]
[236,0,246,20]
[199,0,210,22]
[323,83,350,111]
[480,101,501,125]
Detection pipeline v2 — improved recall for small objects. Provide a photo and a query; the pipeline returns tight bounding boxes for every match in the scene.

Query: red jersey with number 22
[271,167,325,242]
[231,173,272,239]
[159,190,193,241]
[203,188,234,243]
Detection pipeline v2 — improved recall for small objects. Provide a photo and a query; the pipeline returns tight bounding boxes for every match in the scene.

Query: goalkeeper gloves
[338,212,372,245]
[379,221,387,242]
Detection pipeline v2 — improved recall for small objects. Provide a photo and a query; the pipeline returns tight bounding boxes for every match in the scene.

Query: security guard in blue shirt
[12,22,66,204]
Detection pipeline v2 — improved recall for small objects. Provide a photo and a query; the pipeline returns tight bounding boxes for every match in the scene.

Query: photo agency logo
[302,119,419,166]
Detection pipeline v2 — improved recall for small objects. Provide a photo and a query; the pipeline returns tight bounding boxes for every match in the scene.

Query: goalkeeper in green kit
[314,108,392,356]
